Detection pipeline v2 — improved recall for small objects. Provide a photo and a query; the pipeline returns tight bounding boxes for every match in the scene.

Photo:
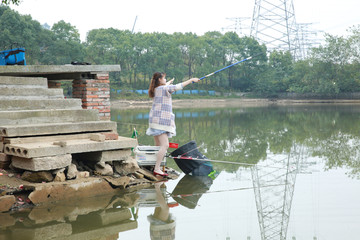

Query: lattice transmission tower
[250,0,303,60]
[222,17,250,37]
[251,145,302,240]
[297,23,322,58]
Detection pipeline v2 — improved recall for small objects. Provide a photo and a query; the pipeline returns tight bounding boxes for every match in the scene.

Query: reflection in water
[110,105,360,239]
[137,176,214,240]
[0,193,139,240]
[147,182,176,240]
[2,105,360,239]
[112,105,360,178]
[251,145,302,240]
[172,175,213,209]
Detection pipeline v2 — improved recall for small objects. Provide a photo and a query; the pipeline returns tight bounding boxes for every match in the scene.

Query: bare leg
[153,133,169,174]
[154,136,160,146]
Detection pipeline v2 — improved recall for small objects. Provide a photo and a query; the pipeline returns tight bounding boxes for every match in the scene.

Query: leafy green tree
[41,20,84,64]
[0,6,53,64]
[1,0,20,5]
[232,36,267,91]
[174,32,205,79]
[85,28,134,86]
[200,31,225,86]
[255,50,293,95]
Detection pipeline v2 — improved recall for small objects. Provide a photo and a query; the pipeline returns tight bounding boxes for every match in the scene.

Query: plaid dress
[147,83,183,136]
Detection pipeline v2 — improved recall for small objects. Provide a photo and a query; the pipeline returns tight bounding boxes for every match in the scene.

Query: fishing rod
[197,52,264,81]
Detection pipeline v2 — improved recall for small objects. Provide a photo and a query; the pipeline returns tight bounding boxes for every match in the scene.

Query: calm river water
[2,104,360,240]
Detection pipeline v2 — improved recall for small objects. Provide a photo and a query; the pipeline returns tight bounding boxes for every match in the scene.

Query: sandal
[153,170,168,177]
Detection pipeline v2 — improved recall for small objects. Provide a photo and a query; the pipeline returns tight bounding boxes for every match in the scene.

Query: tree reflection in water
[113,105,360,177]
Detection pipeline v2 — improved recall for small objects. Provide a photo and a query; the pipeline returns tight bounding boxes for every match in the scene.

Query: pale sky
[11,0,360,42]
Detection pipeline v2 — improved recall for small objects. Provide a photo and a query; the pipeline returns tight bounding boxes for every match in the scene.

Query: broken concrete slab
[137,168,159,181]
[76,171,90,178]
[94,163,113,176]
[0,195,16,212]
[0,120,116,137]
[21,171,54,183]
[103,176,131,189]
[0,109,99,125]
[26,178,117,204]
[5,137,137,158]
[113,157,140,176]
[66,164,78,180]
[0,99,82,111]
[12,154,72,171]
[132,172,144,179]
[0,153,11,169]
[54,172,66,182]
[101,149,132,162]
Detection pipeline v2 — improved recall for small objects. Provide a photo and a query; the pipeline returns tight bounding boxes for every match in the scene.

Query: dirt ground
[111,98,360,109]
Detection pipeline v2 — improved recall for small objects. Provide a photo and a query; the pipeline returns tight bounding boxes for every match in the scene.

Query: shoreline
[111,98,360,109]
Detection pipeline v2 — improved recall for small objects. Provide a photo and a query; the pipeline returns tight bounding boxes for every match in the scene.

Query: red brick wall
[72,73,111,120]
[48,80,61,88]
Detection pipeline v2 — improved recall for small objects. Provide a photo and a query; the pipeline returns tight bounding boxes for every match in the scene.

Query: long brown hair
[148,72,165,98]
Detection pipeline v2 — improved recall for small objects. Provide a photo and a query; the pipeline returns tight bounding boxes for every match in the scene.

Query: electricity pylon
[222,17,250,37]
[250,0,303,60]
[251,145,302,240]
[297,23,322,58]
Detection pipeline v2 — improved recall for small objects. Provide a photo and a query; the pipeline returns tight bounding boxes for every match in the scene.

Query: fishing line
[113,121,147,126]
[167,183,286,198]
[167,155,292,170]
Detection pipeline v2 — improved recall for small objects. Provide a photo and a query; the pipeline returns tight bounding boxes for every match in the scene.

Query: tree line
[1,6,360,96]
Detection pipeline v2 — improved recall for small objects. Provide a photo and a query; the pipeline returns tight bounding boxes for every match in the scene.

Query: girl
[147,72,200,176]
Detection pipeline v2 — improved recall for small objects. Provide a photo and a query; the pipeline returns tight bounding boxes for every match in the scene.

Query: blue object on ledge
[0,48,26,65]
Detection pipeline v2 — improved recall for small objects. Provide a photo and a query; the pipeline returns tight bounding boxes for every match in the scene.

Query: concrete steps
[0,76,48,87]
[0,121,117,137]
[0,86,64,99]
[0,99,82,110]
[0,76,78,110]
[4,137,137,158]
[0,109,99,125]
[0,76,63,100]
[0,72,137,175]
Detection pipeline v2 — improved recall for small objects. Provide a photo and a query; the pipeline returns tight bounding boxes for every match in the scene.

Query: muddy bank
[111,98,360,109]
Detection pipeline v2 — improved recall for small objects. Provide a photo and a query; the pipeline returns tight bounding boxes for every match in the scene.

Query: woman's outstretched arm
[181,78,200,88]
